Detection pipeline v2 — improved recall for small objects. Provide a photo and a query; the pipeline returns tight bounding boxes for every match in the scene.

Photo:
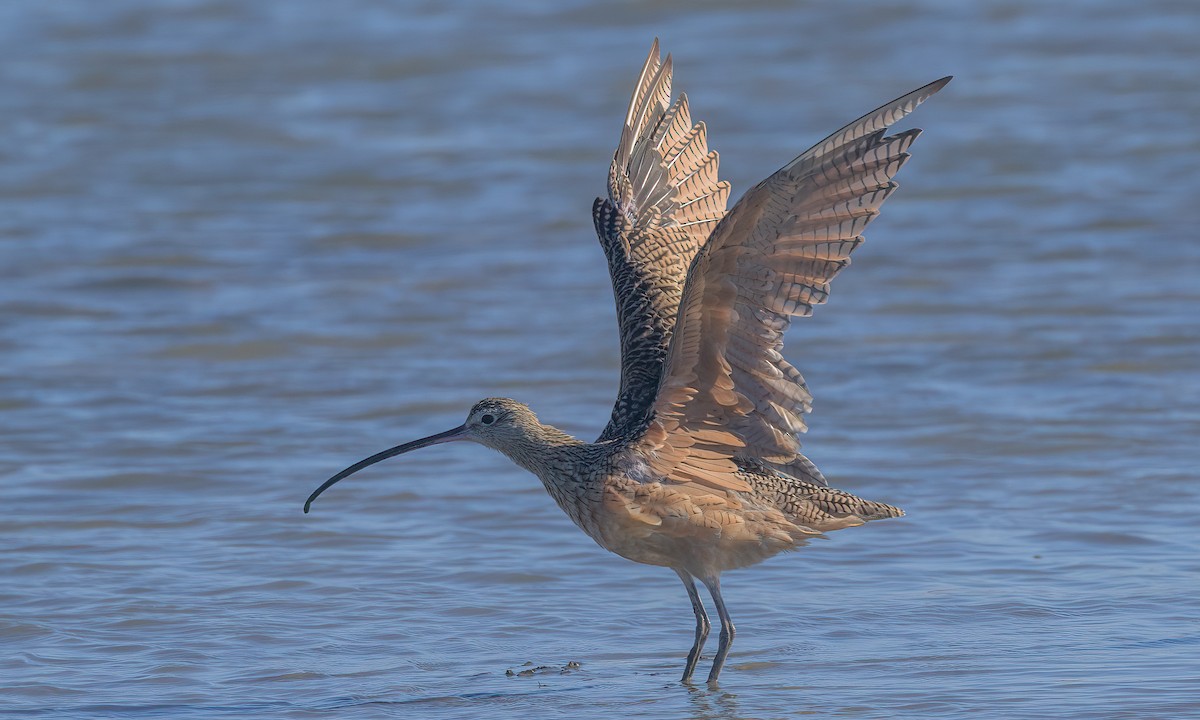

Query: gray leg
[700,574,735,685]
[674,568,710,683]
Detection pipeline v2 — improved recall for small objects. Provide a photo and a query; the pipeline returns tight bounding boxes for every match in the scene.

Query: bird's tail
[790,483,904,532]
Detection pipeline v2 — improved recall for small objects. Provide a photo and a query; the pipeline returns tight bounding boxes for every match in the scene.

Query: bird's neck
[494,422,602,531]
[493,422,586,480]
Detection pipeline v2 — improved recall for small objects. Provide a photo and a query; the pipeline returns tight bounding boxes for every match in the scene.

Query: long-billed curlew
[305,41,949,685]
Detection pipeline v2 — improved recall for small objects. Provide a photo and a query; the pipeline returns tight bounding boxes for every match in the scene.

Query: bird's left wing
[631,77,951,494]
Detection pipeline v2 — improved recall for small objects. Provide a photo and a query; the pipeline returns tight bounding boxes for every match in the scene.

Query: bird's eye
[480,414,496,425]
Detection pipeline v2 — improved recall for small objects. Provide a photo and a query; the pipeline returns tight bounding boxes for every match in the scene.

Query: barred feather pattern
[595,39,731,442]
[634,77,951,490]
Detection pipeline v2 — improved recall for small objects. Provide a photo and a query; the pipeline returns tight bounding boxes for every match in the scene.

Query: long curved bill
[303,424,468,513]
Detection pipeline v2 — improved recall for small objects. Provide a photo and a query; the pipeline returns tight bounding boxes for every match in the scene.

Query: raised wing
[594,40,731,442]
[633,77,952,493]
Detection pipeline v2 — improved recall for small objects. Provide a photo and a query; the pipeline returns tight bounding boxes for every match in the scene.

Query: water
[2,1,1197,717]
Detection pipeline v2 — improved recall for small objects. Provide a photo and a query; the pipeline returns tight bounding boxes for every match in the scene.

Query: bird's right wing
[594,40,731,442]
[629,77,951,494]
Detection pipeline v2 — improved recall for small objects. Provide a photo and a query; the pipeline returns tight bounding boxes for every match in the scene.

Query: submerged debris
[505,660,582,677]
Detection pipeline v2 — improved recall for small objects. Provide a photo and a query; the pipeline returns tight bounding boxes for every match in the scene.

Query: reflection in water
[686,686,753,720]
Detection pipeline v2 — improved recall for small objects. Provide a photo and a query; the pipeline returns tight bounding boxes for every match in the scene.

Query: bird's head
[303,397,540,513]
[460,397,542,449]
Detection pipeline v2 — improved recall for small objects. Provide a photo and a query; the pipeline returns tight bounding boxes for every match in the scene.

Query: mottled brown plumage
[305,42,949,685]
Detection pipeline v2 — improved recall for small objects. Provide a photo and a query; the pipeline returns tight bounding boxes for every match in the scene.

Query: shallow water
[2,1,1198,718]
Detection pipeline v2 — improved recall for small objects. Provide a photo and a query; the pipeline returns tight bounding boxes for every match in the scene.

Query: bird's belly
[536,470,808,577]
[592,515,802,576]
[583,479,808,577]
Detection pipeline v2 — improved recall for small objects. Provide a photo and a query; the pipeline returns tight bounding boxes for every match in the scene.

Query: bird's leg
[700,574,735,685]
[674,568,710,683]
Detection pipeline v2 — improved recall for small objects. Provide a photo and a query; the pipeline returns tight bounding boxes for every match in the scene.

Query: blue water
[2,1,1197,718]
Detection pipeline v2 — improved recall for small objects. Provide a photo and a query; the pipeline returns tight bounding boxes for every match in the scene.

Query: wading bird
[305,41,949,685]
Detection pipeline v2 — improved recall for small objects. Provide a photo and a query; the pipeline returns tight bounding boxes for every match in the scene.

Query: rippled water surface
[3,1,1198,718]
